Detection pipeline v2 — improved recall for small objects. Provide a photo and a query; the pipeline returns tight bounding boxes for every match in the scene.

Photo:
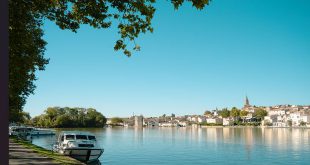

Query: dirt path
[9,139,86,165]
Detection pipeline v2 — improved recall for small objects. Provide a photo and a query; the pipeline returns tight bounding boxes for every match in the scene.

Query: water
[32,127,310,165]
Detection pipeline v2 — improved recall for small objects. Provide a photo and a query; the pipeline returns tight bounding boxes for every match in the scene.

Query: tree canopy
[31,107,107,128]
[240,110,248,117]
[9,0,211,122]
[218,108,230,118]
[204,110,212,116]
[230,107,240,118]
[254,108,268,121]
[110,117,124,125]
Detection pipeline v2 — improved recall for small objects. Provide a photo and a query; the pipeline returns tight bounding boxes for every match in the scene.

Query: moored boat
[9,126,33,141]
[52,131,103,163]
[31,128,56,136]
[9,125,55,136]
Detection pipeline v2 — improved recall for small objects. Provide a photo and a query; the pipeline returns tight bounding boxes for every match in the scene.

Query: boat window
[65,135,75,140]
[61,135,64,141]
[76,135,87,140]
[88,136,96,140]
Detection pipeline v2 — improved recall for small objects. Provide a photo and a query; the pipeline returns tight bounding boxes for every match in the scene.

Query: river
[32,127,310,165]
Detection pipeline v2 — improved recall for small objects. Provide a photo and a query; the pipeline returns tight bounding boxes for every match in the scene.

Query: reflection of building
[244,128,254,160]
[134,115,143,127]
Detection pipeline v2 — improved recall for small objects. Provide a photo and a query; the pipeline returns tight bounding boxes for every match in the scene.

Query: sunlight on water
[32,127,310,165]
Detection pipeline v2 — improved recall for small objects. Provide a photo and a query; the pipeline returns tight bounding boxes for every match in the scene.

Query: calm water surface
[32,127,310,165]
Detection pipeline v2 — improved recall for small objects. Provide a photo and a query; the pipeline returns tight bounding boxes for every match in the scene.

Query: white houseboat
[9,126,33,141]
[9,126,55,136]
[53,131,103,163]
[31,128,55,136]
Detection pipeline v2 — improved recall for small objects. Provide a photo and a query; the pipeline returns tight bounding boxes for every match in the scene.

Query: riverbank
[9,137,85,165]
[200,125,310,128]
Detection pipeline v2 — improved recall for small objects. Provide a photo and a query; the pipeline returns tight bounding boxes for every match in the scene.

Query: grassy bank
[10,137,84,165]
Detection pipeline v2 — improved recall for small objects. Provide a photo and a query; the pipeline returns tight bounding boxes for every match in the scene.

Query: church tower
[245,96,250,107]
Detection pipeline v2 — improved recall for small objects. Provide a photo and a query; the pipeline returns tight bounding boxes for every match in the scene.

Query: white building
[206,118,223,124]
[223,118,234,126]
[159,122,177,127]
[134,115,143,127]
[268,110,286,116]
[264,115,277,124]
[197,116,206,123]
[289,112,310,126]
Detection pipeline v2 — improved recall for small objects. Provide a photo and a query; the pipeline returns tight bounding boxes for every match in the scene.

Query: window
[88,136,96,140]
[61,135,64,141]
[76,135,87,140]
[65,135,75,140]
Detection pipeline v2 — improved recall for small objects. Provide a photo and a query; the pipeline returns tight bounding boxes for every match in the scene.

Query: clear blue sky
[24,0,310,118]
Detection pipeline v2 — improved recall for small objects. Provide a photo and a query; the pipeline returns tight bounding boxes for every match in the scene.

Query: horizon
[24,0,310,118]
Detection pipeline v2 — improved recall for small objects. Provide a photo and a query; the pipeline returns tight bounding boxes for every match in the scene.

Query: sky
[24,0,310,118]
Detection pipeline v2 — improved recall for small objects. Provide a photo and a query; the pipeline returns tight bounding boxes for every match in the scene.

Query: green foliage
[240,110,248,117]
[299,121,307,126]
[10,137,84,164]
[9,0,49,122]
[31,107,107,128]
[204,110,212,116]
[254,108,268,121]
[264,121,273,126]
[218,108,230,118]
[287,120,292,127]
[9,0,211,123]
[230,107,240,118]
[110,117,124,125]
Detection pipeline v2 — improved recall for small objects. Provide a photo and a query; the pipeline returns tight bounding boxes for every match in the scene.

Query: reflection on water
[32,127,310,165]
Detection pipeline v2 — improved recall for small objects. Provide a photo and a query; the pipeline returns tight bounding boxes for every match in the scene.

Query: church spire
[245,95,250,107]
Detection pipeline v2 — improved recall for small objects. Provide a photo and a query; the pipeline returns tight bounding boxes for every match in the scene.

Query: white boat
[53,131,103,163]
[31,128,56,136]
[9,126,55,136]
[9,126,33,141]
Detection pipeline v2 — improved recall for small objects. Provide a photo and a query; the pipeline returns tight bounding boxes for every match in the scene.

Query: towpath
[9,138,85,165]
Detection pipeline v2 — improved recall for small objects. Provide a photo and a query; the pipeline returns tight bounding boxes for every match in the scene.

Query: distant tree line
[204,107,268,121]
[109,117,124,126]
[31,107,107,128]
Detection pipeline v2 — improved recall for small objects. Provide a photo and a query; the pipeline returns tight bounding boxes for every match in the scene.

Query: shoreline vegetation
[15,105,309,129]
[9,136,84,165]
[27,107,107,128]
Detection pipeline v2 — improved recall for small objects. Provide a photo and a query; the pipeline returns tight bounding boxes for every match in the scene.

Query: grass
[10,136,85,165]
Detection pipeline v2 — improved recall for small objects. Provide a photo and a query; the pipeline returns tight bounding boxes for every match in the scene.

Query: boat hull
[62,148,103,162]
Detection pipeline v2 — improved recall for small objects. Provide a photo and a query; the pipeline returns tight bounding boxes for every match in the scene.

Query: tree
[300,121,307,126]
[204,110,212,116]
[254,108,268,121]
[45,107,58,123]
[230,107,240,118]
[84,108,107,127]
[20,111,31,125]
[240,110,248,117]
[31,107,107,128]
[9,1,49,122]
[287,120,292,127]
[219,108,230,118]
[240,110,248,123]
[55,114,73,128]
[110,117,124,125]
[9,0,211,122]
